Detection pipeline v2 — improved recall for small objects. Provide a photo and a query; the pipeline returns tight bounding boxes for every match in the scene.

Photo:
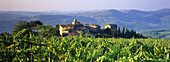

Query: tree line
[113,27,144,38]
[11,20,59,37]
[0,20,169,62]
[97,27,144,38]
[2,20,145,38]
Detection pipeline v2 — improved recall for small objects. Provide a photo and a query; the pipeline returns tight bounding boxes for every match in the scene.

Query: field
[141,28,170,40]
[1,34,170,62]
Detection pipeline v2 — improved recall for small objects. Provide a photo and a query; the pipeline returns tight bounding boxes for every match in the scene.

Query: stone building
[56,19,117,36]
[57,19,99,36]
[59,25,69,36]
[89,24,100,32]
[72,19,81,25]
[105,24,117,34]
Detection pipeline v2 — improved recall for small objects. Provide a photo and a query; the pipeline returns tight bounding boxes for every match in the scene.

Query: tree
[0,32,13,45]
[129,29,137,38]
[125,28,129,35]
[114,28,117,37]
[37,25,60,37]
[12,20,44,35]
[121,26,125,37]
[133,30,137,37]
[11,21,31,35]
[0,32,14,62]
[125,28,130,38]
[29,20,43,27]
[105,28,112,35]
[14,28,32,39]
[117,27,121,37]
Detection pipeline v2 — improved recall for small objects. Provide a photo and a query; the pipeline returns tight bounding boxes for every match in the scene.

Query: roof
[67,24,74,27]
[90,24,100,27]
[105,24,117,26]
[60,25,67,27]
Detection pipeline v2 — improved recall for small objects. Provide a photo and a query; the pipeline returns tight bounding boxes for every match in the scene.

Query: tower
[72,19,81,25]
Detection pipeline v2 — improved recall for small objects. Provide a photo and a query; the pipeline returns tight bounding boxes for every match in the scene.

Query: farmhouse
[56,19,117,36]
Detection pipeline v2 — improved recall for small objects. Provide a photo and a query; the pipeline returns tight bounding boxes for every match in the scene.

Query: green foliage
[0,32,13,42]
[11,20,43,35]
[141,28,170,40]
[0,32,14,62]
[11,20,60,38]
[29,20,43,27]
[89,30,98,34]
[104,28,112,35]
[0,33,169,62]
[125,28,129,35]
[112,27,144,38]
[37,25,60,37]
[0,19,167,62]
[11,21,31,35]
[122,26,125,37]
[114,28,117,37]
[117,27,121,36]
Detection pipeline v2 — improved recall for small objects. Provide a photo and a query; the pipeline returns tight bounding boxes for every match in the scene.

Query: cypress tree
[125,28,129,35]
[105,28,112,35]
[130,29,134,37]
[114,28,117,37]
[122,26,125,37]
[125,28,129,38]
[117,27,121,37]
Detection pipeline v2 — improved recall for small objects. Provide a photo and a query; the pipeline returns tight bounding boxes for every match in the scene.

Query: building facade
[105,24,117,34]
[56,19,117,36]
[57,19,98,36]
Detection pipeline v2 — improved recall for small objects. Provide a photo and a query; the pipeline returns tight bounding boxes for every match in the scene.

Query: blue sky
[0,0,169,11]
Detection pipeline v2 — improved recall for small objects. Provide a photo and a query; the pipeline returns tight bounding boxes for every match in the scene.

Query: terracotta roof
[90,24,100,27]
[105,24,117,26]
[67,24,74,26]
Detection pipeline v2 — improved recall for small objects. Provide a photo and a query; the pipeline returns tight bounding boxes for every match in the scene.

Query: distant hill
[0,10,106,16]
[69,9,170,30]
[141,28,170,40]
[0,15,97,33]
[0,13,24,20]
[0,9,170,33]
[0,11,46,16]
[121,10,152,16]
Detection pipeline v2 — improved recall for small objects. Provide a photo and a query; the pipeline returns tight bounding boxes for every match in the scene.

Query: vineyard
[0,31,170,62]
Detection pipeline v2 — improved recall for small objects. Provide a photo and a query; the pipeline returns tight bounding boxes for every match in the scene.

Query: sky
[0,0,170,11]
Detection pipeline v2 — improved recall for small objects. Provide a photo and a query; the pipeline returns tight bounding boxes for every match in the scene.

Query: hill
[69,9,170,30]
[0,15,97,33]
[0,8,170,33]
[141,28,170,40]
[0,13,24,20]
